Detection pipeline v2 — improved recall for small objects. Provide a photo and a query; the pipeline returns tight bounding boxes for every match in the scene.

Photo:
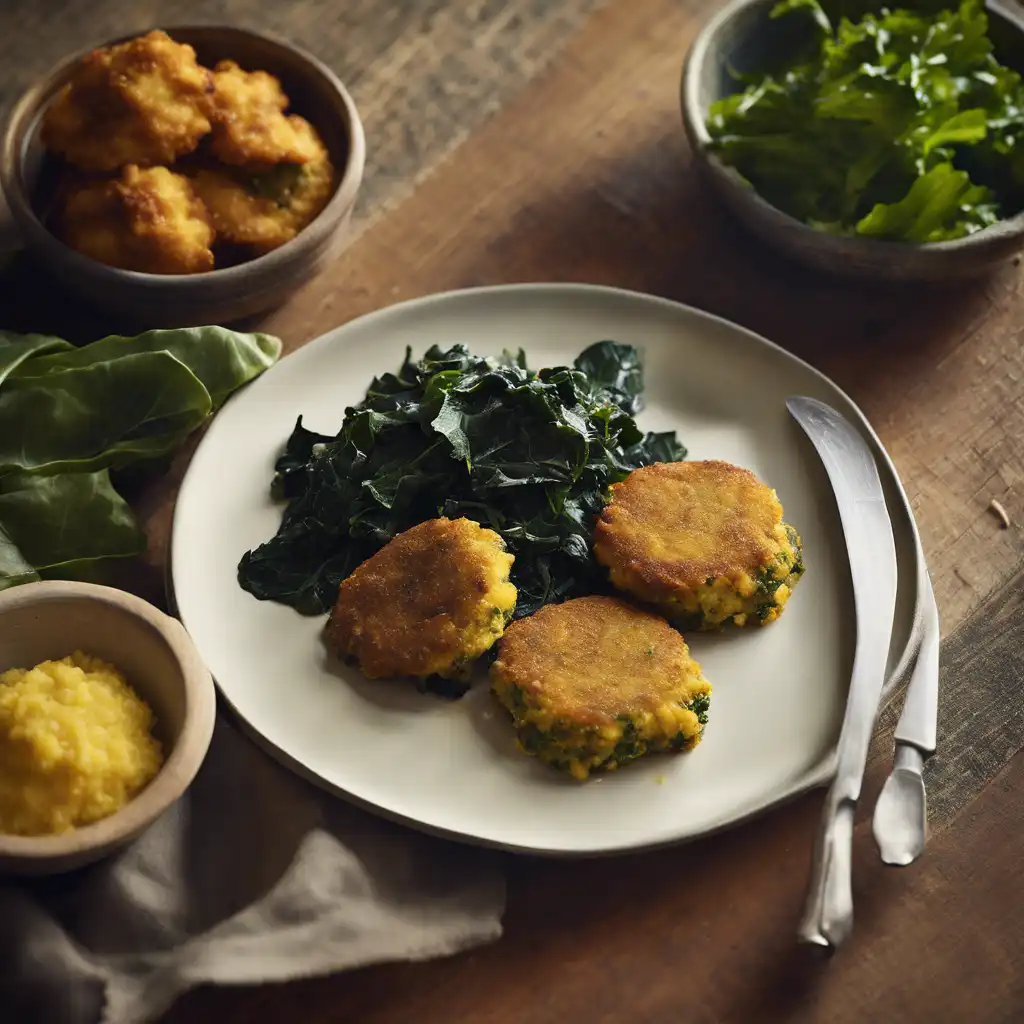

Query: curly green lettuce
[706,0,1024,241]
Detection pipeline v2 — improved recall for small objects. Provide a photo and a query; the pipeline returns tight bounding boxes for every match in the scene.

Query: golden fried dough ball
[208,60,323,167]
[593,460,805,630]
[42,30,213,172]
[58,165,214,274]
[191,129,334,254]
[326,518,517,682]
[491,595,712,780]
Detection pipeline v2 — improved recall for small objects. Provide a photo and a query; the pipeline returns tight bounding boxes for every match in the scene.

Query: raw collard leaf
[15,327,282,409]
[0,325,282,592]
[238,342,687,618]
[0,470,146,588]
[0,332,73,389]
[0,521,40,591]
[0,351,212,476]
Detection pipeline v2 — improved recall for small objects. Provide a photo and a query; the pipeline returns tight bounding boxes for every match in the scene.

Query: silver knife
[786,396,899,951]
[872,569,939,865]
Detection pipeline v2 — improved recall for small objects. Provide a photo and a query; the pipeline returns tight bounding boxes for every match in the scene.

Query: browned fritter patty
[190,120,334,255]
[326,518,517,681]
[208,59,324,167]
[593,460,804,629]
[41,30,214,172]
[57,164,214,274]
[491,595,711,780]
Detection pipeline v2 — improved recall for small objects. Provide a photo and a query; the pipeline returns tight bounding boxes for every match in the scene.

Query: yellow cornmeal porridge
[0,652,163,836]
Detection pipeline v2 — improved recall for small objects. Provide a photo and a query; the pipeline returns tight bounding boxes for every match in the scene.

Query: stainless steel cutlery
[872,570,940,866]
[787,396,900,951]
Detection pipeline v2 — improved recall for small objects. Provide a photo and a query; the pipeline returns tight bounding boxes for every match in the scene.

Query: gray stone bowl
[681,0,1024,281]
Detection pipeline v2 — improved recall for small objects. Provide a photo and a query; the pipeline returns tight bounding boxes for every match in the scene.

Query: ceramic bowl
[0,581,215,876]
[0,25,365,326]
[681,0,1024,281]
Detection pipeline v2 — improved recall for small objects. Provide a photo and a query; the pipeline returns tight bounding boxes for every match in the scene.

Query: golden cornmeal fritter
[491,595,711,781]
[208,59,324,167]
[593,460,804,630]
[42,30,214,172]
[326,518,517,681]
[191,119,334,254]
[58,165,214,274]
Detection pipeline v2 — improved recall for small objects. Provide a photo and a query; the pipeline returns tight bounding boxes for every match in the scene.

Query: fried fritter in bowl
[326,518,517,682]
[42,30,214,172]
[593,460,804,630]
[491,595,712,781]
[208,59,323,167]
[191,123,335,255]
[58,165,214,274]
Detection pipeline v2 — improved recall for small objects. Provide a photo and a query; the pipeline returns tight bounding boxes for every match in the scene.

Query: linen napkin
[0,718,506,1024]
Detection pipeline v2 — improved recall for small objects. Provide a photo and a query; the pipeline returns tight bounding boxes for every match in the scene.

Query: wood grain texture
[155,0,1024,1019]
[48,0,1022,823]
[871,562,1024,830]
[163,749,1024,1024]
[81,0,1020,637]
[246,0,1023,634]
[0,0,604,342]
[0,0,604,232]
[2,0,1023,1019]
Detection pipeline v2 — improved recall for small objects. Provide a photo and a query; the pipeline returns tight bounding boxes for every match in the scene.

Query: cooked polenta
[491,595,711,781]
[593,460,804,629]
[326,517,517,681]
[0,652,163,836]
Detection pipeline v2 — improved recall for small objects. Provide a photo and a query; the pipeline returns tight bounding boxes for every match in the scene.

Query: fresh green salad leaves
[0,326,282,591]
[238,341,685,619]
[707,0,1024,241]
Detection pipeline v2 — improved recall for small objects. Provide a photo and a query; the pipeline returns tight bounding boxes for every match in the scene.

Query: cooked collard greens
[237,341,685,618]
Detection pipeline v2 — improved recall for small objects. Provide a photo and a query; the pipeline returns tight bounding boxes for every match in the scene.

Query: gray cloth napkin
[0,719,506,1024]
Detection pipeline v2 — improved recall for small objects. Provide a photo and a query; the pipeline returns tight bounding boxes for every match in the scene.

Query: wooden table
[3,1,1024,1021]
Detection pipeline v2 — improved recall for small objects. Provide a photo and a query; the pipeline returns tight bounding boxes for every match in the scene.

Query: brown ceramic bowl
[681,0,1024,282]
[0,25,365,326]
[0,581,216,876]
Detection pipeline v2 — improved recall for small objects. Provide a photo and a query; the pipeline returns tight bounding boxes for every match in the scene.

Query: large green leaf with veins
[0,326,282,591]
[0,471,146,586]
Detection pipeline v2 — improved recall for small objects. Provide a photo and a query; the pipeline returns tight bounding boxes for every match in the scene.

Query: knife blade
[786,396,899,951]
[871,569,939,866]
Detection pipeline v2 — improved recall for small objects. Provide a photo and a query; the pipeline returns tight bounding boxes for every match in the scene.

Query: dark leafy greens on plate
[706,0,1024,241]
[238,341,686,620]
[0,327,282,591]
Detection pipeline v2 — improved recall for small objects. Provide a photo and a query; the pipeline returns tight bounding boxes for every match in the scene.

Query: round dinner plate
[170,284,923,856]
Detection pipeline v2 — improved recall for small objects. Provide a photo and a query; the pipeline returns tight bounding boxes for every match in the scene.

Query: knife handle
[797,795,855,950]
[893,575,940,753]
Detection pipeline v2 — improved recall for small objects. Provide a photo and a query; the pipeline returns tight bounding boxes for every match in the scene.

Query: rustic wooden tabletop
[2,0,1023,1021]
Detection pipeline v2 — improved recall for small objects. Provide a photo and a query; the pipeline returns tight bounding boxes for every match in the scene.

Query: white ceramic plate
[170,284,922,856]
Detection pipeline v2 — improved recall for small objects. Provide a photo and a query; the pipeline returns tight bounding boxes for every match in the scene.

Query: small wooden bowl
[0,581,215,876]
[0,25,366,326]
[681,0,1024,281]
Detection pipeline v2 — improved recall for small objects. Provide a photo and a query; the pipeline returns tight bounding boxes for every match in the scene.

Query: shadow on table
[450,130,1013,399]
[2,132,1009,405]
